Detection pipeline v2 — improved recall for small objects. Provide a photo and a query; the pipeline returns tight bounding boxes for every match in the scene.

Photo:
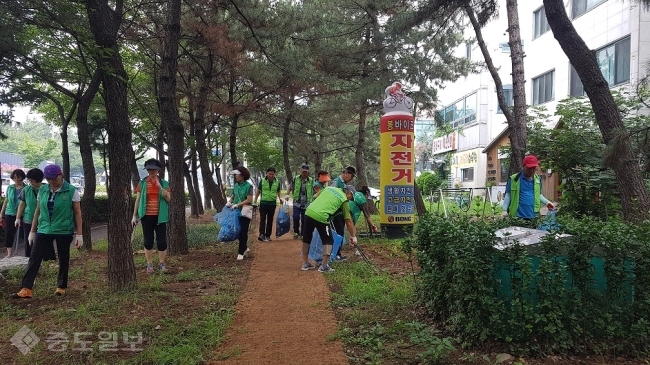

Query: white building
[431,0,650,190]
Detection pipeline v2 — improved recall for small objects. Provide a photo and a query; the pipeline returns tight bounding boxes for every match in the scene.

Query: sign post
[379,82,415,238]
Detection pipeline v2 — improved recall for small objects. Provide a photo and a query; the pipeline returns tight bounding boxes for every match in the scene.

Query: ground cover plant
[0,216,248,365]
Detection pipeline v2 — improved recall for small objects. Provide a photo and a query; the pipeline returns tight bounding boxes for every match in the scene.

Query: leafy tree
[543,0,650,223]
[528,91,650,219]
[417,171,445,196]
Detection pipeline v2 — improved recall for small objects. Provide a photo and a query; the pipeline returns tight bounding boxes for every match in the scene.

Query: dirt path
[208,211,349,365]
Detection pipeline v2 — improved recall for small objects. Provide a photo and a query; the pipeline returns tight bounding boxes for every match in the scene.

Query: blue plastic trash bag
[216,207,241,242]
[308,229,343,265]
[538,209,560,231]
[276,204,291,238]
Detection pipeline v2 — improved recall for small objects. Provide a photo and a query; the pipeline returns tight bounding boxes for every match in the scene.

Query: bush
[403,213,650,357]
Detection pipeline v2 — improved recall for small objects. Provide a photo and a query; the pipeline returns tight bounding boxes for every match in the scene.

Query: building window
[466,43,472,59]
[500,161,509,183]
[569,37,631,97]
[496,84,514,114]
[572,0,606,19]
[435,93,477,128]
[532,70,554,105]
[461,167,474,182]
[533,7,550,39]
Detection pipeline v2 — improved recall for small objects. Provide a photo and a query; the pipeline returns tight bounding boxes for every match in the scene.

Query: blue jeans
[292,205,306,235]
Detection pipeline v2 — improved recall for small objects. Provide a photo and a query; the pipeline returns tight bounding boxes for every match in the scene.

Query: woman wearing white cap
[230,166,253,260]
[131,158,171,273]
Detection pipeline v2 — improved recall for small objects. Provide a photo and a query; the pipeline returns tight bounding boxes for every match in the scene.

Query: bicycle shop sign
[431,131,457,155]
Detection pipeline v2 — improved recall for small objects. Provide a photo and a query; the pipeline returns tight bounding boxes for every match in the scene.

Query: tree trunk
[355,105,369,188]
[229,114,240,169]
[414,183,427,217]
[505,0,527,174]
[85,0,137,291]
[76,68,102,251]
[184,162,199,218]
[158,0,188,254]
[282,108,293,181]
[544,0,650,223]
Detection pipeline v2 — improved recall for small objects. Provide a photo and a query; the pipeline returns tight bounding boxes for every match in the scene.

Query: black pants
[4,215,16,248]
[140,215,167,251]
[292,206,307,235]
[22,222,33,257]
[331,214,345,256]
[21,234,73,290]
[238,216,251,254]
[302,216,334,246]
[258,204,276,238]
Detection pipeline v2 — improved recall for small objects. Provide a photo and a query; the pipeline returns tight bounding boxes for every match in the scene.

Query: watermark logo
[11,325,40,354]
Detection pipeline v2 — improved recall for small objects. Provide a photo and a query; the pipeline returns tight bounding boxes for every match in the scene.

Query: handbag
[241,205,253,219]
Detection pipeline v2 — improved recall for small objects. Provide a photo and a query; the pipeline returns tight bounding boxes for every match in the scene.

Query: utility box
[492,226,632,304]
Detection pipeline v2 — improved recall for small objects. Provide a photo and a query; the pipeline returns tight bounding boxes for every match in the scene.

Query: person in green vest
[11,164,83,299]
[15,168,45,258]
[329,166,356,260]
[286,164,314,238]
[313,170,330,199]
[300,185,358,273]
[350,186,378,233]
[254,167,284,242]
[1,169,26,258]
[502,155,555,219]
[131,158,171,273]
[230,166,254,260]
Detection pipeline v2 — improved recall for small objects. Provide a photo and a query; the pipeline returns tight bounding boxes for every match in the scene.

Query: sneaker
[301,262,316,271]
[318,265,335,273]
[258,234,265,241]
[293,232,299,238]
[263,236,271,242]
[11,288,32,299]
[146,263,154,274]
[336,255,348,261]
[54,288,66,296]
[159,263,168,272]
[245,248,250,255]
[237,254,245,261]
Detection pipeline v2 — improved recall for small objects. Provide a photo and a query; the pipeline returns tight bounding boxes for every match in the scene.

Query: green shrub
[403,213,650,357]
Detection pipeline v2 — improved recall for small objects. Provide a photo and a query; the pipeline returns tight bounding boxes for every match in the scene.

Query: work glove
[547,202,555,210]
[231,203,239,210]
[15,218,21,228]
[28,232,36,246]
[75,235,83,250]
[279,198,284,204]
[131,216,139,228]
[350,236,358,246]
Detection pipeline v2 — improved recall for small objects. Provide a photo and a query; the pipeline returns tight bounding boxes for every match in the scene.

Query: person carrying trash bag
[229,166,254,261]
[300,185,358,273]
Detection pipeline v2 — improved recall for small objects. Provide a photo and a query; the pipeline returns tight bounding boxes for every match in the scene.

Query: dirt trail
[208,212,348,365]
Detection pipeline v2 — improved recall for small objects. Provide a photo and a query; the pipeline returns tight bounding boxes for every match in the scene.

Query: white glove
[350,236,358,246]
[15,218,21,227]
[28,232,36,246]
[131,216,139,227]
[75,234,83,249]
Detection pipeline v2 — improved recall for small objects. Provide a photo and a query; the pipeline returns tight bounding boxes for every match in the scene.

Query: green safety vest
[348,192,367,224]
[306,187,351,224]
[233,181,253,210]
[259,178,280,204]
[292,176,314,204]
[507,172,541,217]
[36,182,78,235]
[136,177,170,224]
[5,184,22,216]
[22,184,40,223]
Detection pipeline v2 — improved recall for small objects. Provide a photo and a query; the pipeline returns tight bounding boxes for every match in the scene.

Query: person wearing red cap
[502,155,555,219]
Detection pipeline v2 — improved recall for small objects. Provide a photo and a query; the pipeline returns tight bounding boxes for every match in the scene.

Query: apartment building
[430,0,650,201]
